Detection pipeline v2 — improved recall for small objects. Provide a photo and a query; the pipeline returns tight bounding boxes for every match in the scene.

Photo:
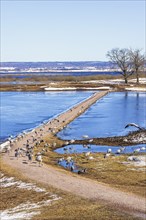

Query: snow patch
[0,174,46,192]
[44,87,76,91]
[122,155,146,168]
[82,78,146,85]
[0,195,61,220]
[44,87,110,91]
[125,87,146,92]
[0,141,10,152]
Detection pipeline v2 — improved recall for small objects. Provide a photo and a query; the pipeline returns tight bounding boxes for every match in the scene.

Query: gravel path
[2,91,146,219]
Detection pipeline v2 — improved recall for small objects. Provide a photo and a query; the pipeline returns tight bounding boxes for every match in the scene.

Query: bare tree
[129,49,145,84]
[106,48,133,83]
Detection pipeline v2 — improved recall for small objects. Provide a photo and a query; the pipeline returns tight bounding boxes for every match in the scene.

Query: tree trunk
[124,77,128,84]
[123,71,128,84]
[136,74,139,84]
[136,70,139,84]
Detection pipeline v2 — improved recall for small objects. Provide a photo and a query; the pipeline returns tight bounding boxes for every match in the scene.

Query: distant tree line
[106,48,145,84]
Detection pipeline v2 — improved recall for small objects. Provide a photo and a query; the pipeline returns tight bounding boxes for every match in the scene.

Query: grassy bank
[32,135,146,198]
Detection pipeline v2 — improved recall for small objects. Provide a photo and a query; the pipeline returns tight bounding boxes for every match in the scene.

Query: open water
[57,92,146,140]
[0,71,120,79]
[0,91,95,143]
[1,91,145,145]
[55,144,146,154]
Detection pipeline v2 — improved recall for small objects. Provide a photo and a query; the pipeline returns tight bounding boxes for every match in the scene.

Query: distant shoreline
[0,71,121,76]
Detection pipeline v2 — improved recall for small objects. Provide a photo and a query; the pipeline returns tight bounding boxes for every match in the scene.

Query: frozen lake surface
[57,92,146,140]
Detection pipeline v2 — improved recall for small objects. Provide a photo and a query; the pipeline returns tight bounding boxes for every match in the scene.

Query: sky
[1,0,145,62]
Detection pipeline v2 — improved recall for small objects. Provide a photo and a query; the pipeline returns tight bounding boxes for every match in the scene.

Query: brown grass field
[0,72,146,91]
[34,135,146,198]
[1,158,142,220]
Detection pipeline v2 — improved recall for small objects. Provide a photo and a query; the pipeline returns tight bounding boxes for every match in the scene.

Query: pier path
[1,90,108,151]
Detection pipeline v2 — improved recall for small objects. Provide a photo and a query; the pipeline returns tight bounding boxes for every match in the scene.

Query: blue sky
[1,0,145,62]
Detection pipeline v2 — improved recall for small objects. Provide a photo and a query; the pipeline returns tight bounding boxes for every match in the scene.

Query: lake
[57,92,146,140]
[1,91,145,144]
[0,91,95,143]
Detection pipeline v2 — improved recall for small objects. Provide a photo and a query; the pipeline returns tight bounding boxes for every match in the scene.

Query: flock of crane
[2,122,145,173]
[57,123,145,173]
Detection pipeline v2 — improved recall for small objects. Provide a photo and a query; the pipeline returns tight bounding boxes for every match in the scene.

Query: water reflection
[57,92,146,140]
[55,144,146,154]
[58,157,86,174]
[0,91,95,142]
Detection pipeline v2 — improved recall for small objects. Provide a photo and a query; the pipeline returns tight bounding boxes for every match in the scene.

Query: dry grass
[0,158,56,211]
[29,134,146,198]
[1,187,47,210]
[1,157,139,220]
[34,142,146,198]
[1,72,146,91]
[0,74,120,83]
[34,197,138,220]
[1,72,145,83]
[73,153,146,197]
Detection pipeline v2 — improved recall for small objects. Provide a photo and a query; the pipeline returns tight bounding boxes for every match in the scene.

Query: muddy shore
[71,130,146,147]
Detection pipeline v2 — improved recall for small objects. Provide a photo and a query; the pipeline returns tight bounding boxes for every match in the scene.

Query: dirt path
[2,91,146,219]
[3,154,146,219]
